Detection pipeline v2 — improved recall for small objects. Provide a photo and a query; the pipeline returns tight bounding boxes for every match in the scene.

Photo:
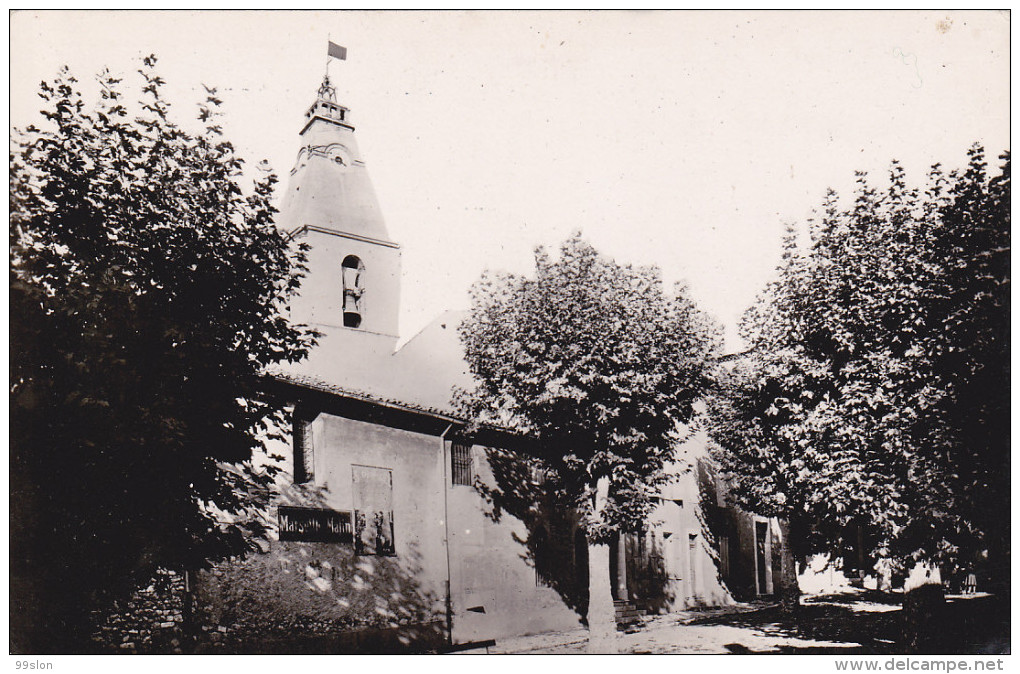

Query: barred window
[294,413,314,484]
[533,526,553,587]
[451,443,473,486]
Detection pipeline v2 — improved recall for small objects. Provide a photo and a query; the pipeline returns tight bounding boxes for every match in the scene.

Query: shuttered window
[719,535,731,578]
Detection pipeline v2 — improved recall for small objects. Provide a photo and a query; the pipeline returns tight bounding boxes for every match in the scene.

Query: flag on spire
[328,41,347,61]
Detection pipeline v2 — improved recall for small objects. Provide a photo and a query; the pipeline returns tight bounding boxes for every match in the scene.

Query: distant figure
[964,572,977,595]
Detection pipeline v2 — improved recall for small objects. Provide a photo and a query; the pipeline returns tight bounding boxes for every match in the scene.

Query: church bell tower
[278,73,401,354]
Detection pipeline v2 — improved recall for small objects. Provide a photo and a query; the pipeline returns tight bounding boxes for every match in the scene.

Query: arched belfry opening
[341,255,365,328]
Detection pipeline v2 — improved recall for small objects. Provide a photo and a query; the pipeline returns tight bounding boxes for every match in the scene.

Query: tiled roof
[268,368,463,422]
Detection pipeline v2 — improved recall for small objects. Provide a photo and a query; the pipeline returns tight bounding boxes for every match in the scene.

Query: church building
[194,66,794,653]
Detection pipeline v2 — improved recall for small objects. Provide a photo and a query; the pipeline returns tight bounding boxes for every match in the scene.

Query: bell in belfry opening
[342,256,364,328]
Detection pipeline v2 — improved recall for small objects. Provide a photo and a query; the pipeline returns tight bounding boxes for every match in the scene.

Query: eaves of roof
[272,370,461,422]
[267,370,537,452]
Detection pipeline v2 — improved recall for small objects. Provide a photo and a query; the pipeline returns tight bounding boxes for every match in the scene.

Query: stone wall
[91,568,187,653]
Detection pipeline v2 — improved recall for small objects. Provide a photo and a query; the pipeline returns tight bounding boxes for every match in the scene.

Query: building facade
[194,72,794,653]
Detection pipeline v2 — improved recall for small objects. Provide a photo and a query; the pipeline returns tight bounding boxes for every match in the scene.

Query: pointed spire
[277,71,391,244]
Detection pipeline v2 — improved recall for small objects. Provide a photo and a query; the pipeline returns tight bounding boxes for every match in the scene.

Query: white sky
[9,10,1010,350]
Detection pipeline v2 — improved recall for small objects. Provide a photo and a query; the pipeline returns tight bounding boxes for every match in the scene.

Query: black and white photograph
[8,9,1010,663]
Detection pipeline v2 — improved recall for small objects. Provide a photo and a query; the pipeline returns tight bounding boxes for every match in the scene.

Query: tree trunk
[587,476,617,653]
[774,519,801,611]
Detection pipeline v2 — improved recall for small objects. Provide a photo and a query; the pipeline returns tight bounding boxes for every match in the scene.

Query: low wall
[90,569,187,653]
[192,540,446,653]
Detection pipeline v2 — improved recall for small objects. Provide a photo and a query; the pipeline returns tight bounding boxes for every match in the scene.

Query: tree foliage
[10,57,316,651]
[458,234,722,542]
[709,147,1009,583]
[458,234,721,649]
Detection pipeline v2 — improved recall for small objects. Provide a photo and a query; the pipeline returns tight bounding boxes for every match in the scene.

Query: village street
[460,591,1008,655]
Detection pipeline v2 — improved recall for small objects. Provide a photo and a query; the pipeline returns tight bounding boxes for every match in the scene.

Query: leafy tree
[10,57,315,652]
[457,234,722,651]
[709,147,1009,590]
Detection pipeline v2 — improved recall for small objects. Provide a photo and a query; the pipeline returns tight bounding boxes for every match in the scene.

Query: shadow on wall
[475,447,592,621]
[625,458,733,613]
[192,483,444,654]
[623,525,676,614]
[693,458,741,602]
[476,447,674,622]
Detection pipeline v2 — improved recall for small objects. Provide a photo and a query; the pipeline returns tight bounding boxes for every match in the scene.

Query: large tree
[10,58,315,652]
[458,234,722,652]
[709,147,1009,589]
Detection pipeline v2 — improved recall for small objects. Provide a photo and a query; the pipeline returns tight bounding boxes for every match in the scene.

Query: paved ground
[475,604,863,655]
[456,591,1009,655]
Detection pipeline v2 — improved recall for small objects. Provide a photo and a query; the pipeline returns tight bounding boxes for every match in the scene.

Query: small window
[293,411,314,484]
[451,443,473,486]
[533,526,553,587]
[688,532,699,597]
[341,255,365,328]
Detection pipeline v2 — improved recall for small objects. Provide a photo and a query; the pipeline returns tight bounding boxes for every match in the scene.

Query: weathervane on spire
[320,40,347,102]
[318,77,337,103]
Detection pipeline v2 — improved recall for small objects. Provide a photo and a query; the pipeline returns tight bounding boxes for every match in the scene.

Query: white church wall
[447,443,583,644]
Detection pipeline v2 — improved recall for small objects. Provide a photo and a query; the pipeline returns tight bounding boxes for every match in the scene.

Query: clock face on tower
[293,143,352,172]
[318,143,351,166]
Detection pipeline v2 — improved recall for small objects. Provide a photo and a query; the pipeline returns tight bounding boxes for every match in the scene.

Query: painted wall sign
[278,506,353,543]
[352,465,396,556]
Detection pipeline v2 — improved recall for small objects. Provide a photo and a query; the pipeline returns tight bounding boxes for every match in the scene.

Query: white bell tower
[278,73,402,357]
